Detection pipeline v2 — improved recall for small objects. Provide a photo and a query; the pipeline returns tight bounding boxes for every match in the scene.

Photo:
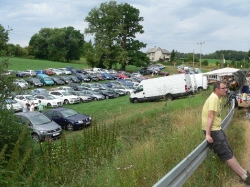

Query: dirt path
[230,119,250,187]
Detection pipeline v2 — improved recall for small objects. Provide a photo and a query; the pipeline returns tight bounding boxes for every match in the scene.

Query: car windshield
[26,96,36,100]
[46,95,56,100]
[6,99,17,104]
[62,92,72,96]
[53,77,60,80]
[44,77,52,81]
[61,109,78,118]
[29,113,51,125]
[33,79,41,83]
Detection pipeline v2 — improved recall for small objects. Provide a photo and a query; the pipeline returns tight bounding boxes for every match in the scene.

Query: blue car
[43,107,92,131]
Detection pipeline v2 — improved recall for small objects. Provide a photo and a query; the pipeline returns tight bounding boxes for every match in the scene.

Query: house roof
[147,47,170,54]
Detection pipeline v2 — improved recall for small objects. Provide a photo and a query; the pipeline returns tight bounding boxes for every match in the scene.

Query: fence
[153,100,235,187]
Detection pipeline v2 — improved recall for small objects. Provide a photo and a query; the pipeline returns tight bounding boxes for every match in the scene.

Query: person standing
[202,81,250,184]
[22,103,29,112]
[30,102,35,112]
[38,100,44,113]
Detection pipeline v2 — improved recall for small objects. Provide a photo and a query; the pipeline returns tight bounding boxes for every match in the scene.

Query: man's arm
[206,110,215,143]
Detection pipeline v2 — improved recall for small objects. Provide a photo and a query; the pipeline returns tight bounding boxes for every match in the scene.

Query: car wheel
[105,96,109,99]
[47,103,51,107]
[166,94,172,101]
[80,98,84,103]
[66,123,74,131]
[133,98,139,103]
[94,97,98,101]
[126,92,130,95]
[198,87,203,91]
[64,99,69,104]
[116,94,119,97]
[32,133,40,141]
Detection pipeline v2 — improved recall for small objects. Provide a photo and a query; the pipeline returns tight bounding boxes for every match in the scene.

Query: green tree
[170,50,176,62]
[0,25,11,51]
[29,27,84,62]
[85,1,147,70]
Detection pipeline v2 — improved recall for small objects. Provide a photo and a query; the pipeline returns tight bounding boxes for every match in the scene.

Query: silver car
[15,112,62,141]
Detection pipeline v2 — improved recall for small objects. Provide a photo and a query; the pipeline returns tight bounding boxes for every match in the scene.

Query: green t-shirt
[38,103,44,111]
[202,92,222,131]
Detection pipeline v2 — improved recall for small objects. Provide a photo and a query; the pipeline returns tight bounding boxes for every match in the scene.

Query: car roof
[45,107,70,112]
[15,111,42,117]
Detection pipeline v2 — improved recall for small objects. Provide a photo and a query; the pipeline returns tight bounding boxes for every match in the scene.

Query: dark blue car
[43,107,92,131]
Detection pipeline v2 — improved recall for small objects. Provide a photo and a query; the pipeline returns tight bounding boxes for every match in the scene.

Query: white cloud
[1,0,250,54]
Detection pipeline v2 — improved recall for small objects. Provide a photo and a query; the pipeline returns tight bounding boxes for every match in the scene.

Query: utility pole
[197,42,205,69]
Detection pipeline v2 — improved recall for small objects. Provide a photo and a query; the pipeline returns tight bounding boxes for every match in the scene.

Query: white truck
[129,74,193,103]
[194,74,208,91]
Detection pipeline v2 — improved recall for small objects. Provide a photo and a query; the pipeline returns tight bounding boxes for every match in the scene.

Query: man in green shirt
[202,81,250,184]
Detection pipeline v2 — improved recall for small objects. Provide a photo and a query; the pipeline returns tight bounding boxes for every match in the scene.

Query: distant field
[6,57,90,71]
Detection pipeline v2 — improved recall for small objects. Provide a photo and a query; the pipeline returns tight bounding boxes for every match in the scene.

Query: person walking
[202,81,250,185]
[38,100,44,113]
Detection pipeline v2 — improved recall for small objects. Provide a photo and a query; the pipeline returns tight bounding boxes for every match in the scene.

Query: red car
[117,73,129,79]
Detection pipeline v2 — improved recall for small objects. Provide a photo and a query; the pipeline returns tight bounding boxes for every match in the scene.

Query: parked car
[14,95,39,108]
[69,91,92,102]
[81,90,105,101]
[49,90,80,104]
[23,70,37,77]
[50,77,65,85]
[98,90,117,99]
[56,86,75,92]
[15,112,62,141]
[113,85,135,94]
[58,68,72,75]
[13,79,29,89]
[34,94,63,107]
[26,77,43,87]
[57,75,72,83]
[36,74,55,86]
[31,88,49,95]
[75,73,91,82]
[49,68,64,75]
[101,73,113,80]
[68,75,81,83]
[43,107,92,131]
[68,83,88,91]
[36,70,46,75]
[80,83,100,91]
[88,74,99,82]
[44,69,54,76]
[4,98,23,112]
[16,71,28,78]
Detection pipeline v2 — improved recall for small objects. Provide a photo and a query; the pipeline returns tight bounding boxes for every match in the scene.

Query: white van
[129,74,193,103]
[194,74,208,91]
[190,74,197,93]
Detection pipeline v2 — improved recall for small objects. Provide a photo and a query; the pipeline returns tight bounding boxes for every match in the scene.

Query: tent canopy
[202,67,239,76]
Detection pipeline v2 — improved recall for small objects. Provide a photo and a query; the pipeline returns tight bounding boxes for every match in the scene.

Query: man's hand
[206,135,213,143]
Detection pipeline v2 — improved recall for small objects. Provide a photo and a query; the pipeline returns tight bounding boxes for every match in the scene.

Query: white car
[69,91,92,102]
[4,98,23,112]
[23,70,36,76]
[49,90,80,104]
[14,95,39,108]
[48,68,64,75]
[58,68,72,75]
[34,94,63,107]
[13,79,29,89]
[56,86,75,92]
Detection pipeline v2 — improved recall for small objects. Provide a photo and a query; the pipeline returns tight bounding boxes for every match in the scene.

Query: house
[146,47,170,62]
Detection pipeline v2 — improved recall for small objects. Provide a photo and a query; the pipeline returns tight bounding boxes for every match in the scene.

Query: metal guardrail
[153,100,235,187]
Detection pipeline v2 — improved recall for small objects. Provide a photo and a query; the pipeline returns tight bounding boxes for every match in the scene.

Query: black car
[57,75,72,84]
[26,77,43,87]
[88,74,99,82]
[98,90,117,99]
[68,83,88,91]
[51,77,65,85]
[75,73,91,82]
[68,75,81,83]
[43,107,92,131]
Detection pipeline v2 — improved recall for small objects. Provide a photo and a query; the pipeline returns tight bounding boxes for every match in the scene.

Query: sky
[1,0,250,55]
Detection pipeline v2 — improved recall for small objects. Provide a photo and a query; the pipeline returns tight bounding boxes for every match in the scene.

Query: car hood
[67,114,90,121]
[34,121,61,131]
